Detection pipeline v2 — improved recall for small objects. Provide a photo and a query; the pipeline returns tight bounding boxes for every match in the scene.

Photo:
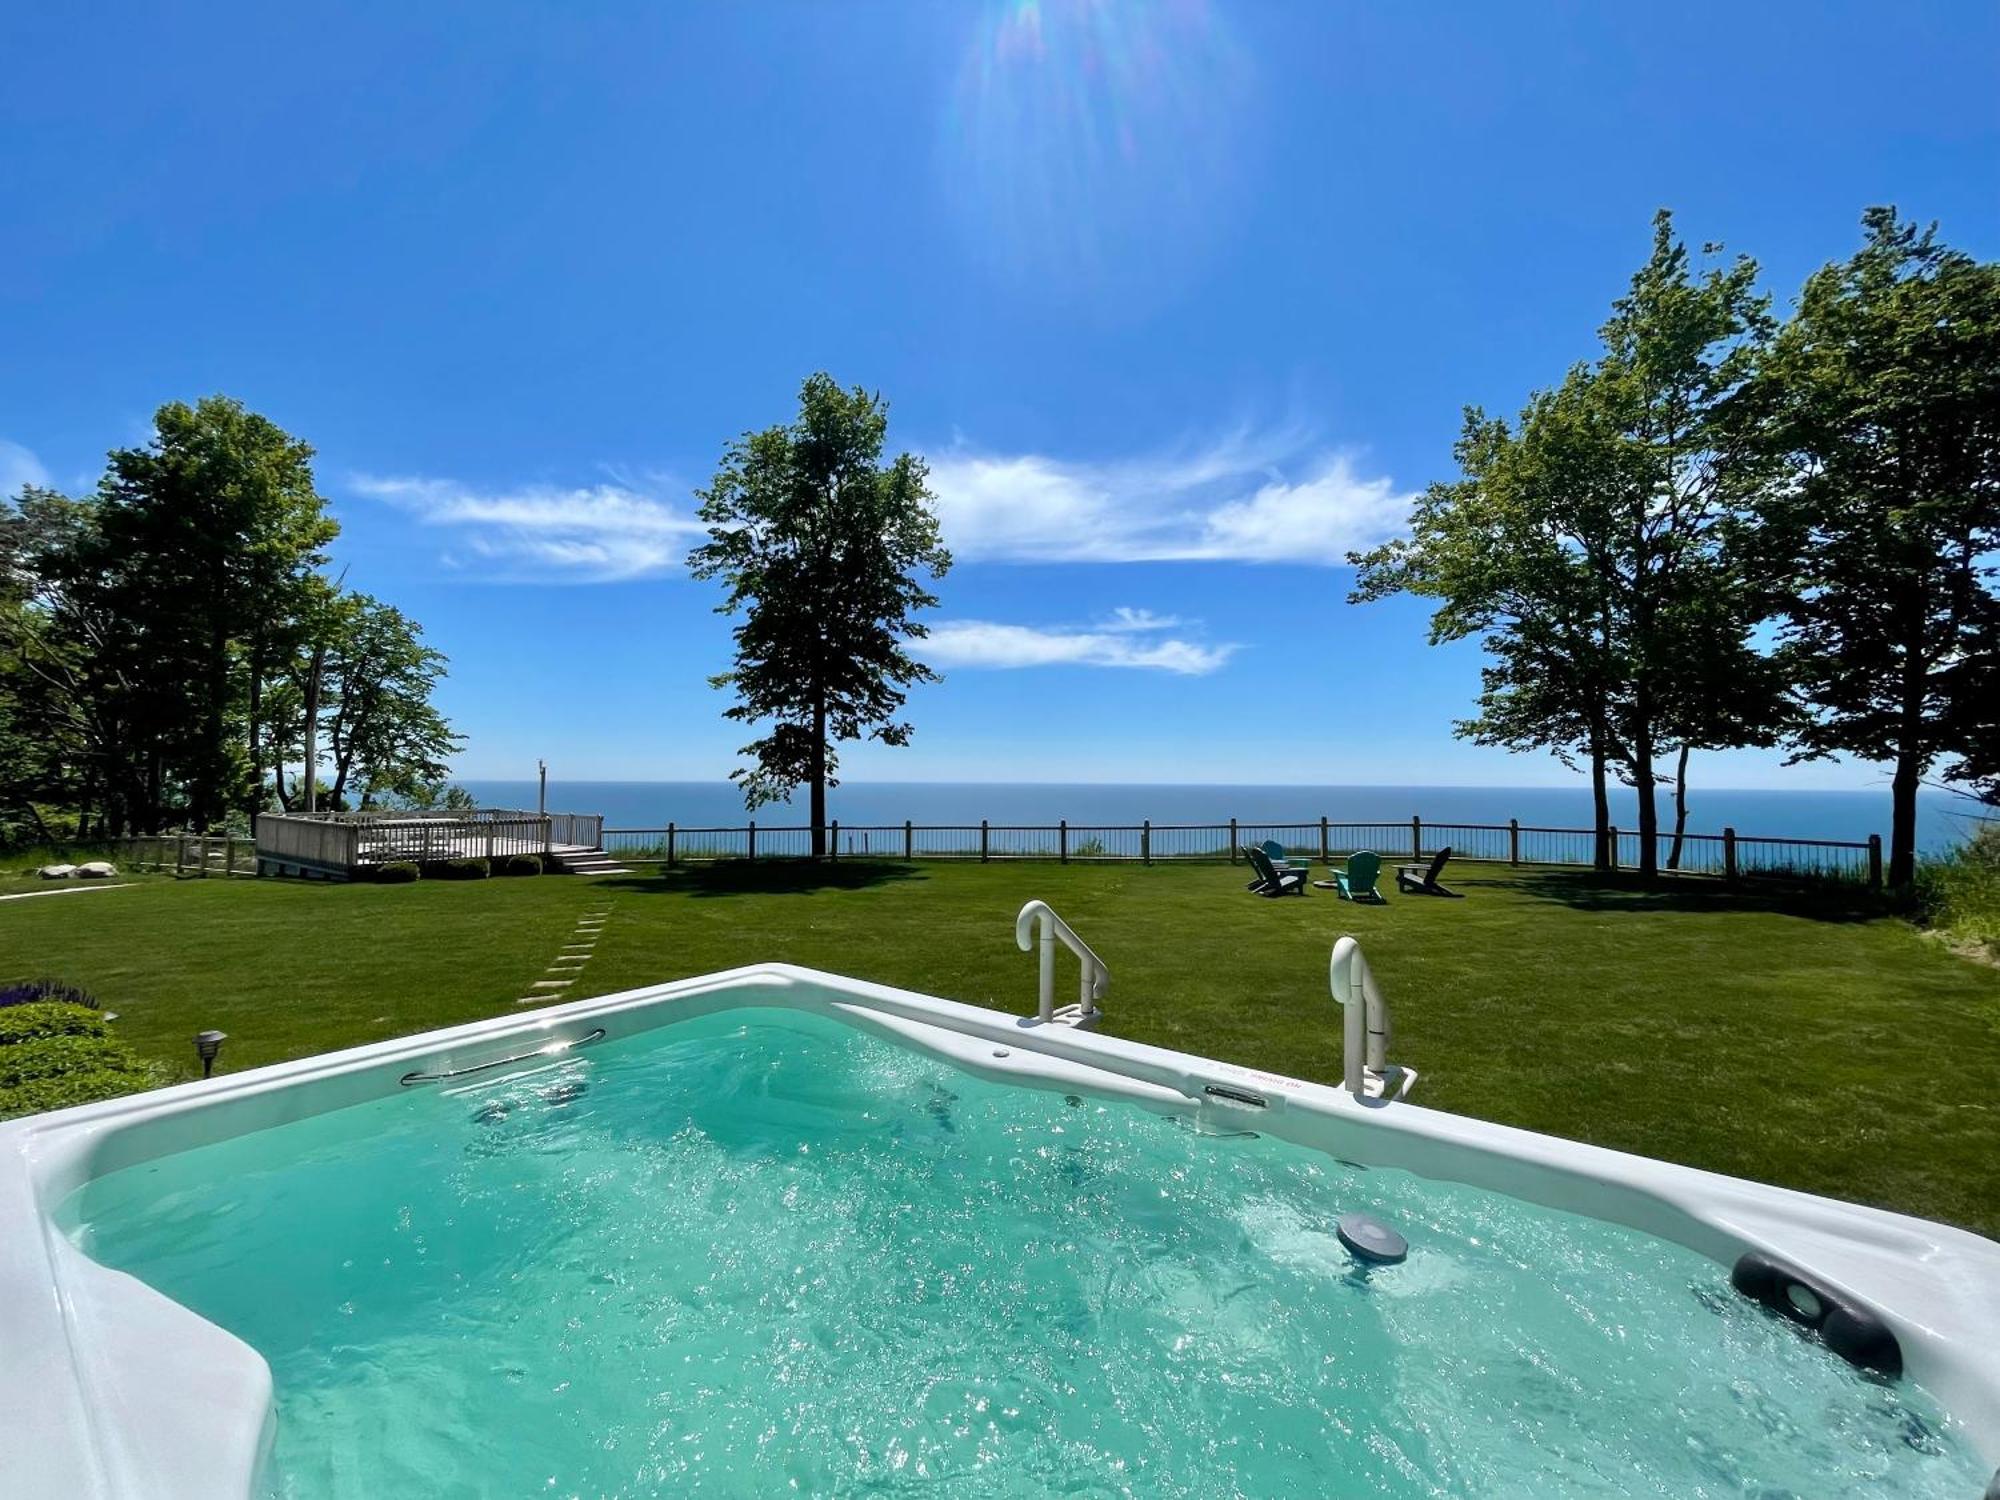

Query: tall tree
[1353,385,1627,870]
[1751,208,2000,886]
[1583,211,1775,876]
[689,374,952,859]
[1355,213,1782,877]
[94,397,338,828]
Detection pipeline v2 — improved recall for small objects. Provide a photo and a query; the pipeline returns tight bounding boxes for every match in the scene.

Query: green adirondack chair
[1332,849,1386,903]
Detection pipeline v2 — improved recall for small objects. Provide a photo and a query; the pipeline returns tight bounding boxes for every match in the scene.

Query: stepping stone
[531,978,573,990]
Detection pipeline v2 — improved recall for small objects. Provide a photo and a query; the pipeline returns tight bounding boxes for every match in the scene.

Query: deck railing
[249,808,603,877]
[601,814,1885,888]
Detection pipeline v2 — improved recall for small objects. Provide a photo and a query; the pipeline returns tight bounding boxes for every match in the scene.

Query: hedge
[501,853,543,876]
[373,861,422,884]
[0,1002,110,1046]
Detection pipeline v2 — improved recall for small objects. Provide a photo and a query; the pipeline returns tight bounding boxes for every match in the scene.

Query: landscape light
[194,1029,227,1079]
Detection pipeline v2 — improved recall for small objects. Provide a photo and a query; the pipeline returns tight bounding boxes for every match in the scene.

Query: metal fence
[603,814,1884,888]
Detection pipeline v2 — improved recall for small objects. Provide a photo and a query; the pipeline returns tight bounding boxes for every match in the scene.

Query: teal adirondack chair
[1259,839,1308,871]
[1332,849,1386,903]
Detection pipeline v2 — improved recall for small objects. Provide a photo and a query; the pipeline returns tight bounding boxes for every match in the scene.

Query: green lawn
[6,859,1998,1237]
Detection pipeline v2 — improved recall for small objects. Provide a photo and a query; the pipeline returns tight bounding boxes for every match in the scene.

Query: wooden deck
[254,810,604,879]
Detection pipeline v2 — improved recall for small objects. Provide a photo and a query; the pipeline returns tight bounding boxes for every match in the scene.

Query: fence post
[224,836,237,876]
[1607,826,1620,871]
[543,816,553,860]
[1411,816,1422,861]
[829,820,839,862]
[176,833,188,876]
[199,835,211,878]
[1867,833,1883,891]
[904,820,913,861]
[1508,817,1520,866]
[486,823,497,862]
[1060,820,1068,864]
[748,820,756,863]
[1229,818,1238,863]
[1142,820,1151,866]
[1723,826,1738,886]
[980,819,989,863]
[665,822,676,868]
[1320,816,1330,862]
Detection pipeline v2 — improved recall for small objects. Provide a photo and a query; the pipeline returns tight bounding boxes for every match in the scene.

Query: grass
[4,858,1998,1237]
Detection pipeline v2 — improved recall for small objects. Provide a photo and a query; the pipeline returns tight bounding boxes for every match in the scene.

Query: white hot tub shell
[2,963,1997,1497]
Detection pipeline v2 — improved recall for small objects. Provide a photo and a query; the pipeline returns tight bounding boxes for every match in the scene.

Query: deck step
[544,844,633,876]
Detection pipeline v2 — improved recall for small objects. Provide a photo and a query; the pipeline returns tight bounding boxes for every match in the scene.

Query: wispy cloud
[352,474,703,582]
[925,613,1237,675]
[354,426,1409,583]
[926,429,1412,565]
[0,439,50,498]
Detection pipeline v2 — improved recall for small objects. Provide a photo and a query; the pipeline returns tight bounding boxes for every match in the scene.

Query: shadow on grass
[594,860,931,899]
[1493,869,1893,924]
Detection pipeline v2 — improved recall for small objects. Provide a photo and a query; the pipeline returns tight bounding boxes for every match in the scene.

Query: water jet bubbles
[942,0,1256,312]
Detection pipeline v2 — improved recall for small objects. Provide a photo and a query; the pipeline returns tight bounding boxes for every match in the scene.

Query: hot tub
[3,964,1996,1496]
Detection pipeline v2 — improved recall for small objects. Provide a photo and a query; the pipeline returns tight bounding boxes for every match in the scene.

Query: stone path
[518,902,611,1004]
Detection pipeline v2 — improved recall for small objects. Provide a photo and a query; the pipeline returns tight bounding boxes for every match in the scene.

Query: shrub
[0,1003,109,1046]
[1915,823,2000,958]
[373,861,422,884]
[501,853,543,876]
[0,978,100,1010]
[429,856,490,880]
[0,1063,159,1119]
[0,1034,146,1090]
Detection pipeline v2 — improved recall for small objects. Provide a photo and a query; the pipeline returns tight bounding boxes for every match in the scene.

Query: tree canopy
[688,374,952,858]
[1749,209,2000,884]
[1,396,461,840]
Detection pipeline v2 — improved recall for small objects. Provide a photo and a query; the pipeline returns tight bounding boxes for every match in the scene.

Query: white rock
[76,861,117,879]
[37,864,76,879]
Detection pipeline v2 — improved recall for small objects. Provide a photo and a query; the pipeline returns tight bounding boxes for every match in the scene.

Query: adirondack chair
[1330,849,1386,903]
[1397,845,1462,896]
[1244,844,1306,897]
[1259,839,1309,870]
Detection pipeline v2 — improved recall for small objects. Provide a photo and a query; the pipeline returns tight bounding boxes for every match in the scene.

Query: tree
[1751,208,2000,886]
[1354,213,1783,877]
[318,593,460,807]
[261,590,460,811]
[1582,211,1776,876]
[0,487,149,835]
[1352,387,1628,870]
[93,397,339,828]
[689,375,952,859]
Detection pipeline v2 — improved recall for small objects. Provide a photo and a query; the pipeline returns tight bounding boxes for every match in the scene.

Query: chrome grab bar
[399,1027,607,1086]
[1015,900,1108,1025]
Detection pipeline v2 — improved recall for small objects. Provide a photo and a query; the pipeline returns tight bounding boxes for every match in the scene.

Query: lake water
[459,780,1976,851]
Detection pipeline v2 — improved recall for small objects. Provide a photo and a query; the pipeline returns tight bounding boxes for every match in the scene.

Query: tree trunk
[245,632,265,816]
[1667,744,1690,871]
[301,641,325,813]
[1890,752,1921,888]
[1631,677,1659,879]
[1589,730,1612,873]
[809,691,828,861]
[1889,609,1928,889]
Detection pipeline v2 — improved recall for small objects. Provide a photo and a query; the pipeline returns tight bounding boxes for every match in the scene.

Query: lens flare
[943,0,1255,307]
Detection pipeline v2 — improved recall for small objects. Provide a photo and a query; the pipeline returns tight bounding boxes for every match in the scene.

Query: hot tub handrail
[398,1027,608,1086]
[1015,900,1108,1025]
[1329,936,1414,1101]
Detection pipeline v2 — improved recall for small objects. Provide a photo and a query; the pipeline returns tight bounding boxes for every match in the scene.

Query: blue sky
[4,2,1995,788]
